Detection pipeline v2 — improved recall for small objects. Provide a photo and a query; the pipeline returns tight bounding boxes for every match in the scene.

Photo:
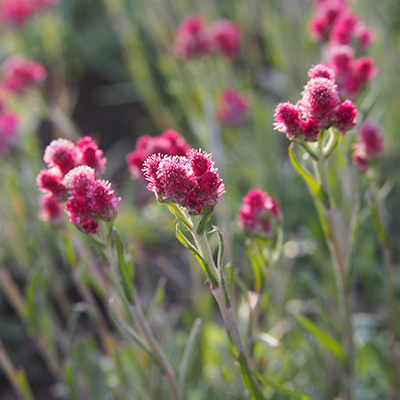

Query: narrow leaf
[297,315,344,362]
[25,269,42,332]
[176,224,218,287]
[253,370,316,400]
[179,318,202,395]
[289,143,329,207]
[238,353,266,400]
[112,228,134,302]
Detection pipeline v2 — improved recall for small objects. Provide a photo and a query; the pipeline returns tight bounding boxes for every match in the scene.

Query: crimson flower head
[44,138,77,175]
[174,15,208,59]
[126,130,190,180]
[206,20,241,59]
[301,77,341,122]
[36,167,67,200]
[76,136,107,174]
[0,110,19,155]
[143,149,225,215]
[1,56,47,94]
[239,189,281,237]
[273,102,302,139]
[308,63,335,81]
[217,88,250,126]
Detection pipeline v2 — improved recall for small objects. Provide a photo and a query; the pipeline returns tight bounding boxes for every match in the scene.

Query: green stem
[315,155,354,400]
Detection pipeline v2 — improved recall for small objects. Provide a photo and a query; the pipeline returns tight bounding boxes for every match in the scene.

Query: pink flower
[217,88,250,126]
[301,77,341,122]
[43,138,77,175]
[206,20,241,59]
[333,99,357,134]
[0,110,19,155]
[273,102,301,138]
[39,194,63,224]
[0,0,34,26]
[174,15,208,59]
[36,168,67,200]
[308,63,335,80]
[330,12,359,46]
[358,122,384,159]
[143,149,225,215]
[126,130,190,180]
[87,180,121,220]
[76,136,107,174]
[1,55,47,94]
[328,45,354,75]
[64,165,96,197]
[238,189,281,237]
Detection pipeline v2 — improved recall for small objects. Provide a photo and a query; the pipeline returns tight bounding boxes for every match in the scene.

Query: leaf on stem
[252,370,316,400]
[297,315,344,362]
[288,143,329,207]
[112,228,134,303]
[238,353,266,400]
[175,224,218,287]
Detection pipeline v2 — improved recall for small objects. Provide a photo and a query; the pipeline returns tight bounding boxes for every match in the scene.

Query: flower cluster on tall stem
[37,136,120,233]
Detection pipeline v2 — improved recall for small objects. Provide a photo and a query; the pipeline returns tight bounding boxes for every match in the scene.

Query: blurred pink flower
[358,122,384,159]
[174,15,208,59]
[206,20,241,59]
[0,0,34,26]
[126,130,191,180]
[217,88,250,126]
[238,189,281,237]
[1,55,47,94]
[39,194,63,224]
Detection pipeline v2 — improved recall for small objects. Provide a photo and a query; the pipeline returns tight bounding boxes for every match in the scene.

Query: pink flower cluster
[352,122,384,173]
[217,88,251,126]
[126,130,191,180]
[308,0,373,50]
[273,64,357,141]
[37,137,120,234]
[174,15,240,60]
[327,45,377,99]
[238,189,281,237]
[0,108,19,155]
[0,0,55,27]
[143,149,225,215]
[1,55,47,94]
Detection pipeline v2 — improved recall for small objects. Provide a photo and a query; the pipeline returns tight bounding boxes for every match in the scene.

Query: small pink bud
[333,99,357,134]
[217,88,250,126]
[206,20,241,59]
[39,194,63,225]
[43,138,77,175]
[64,165,96,197]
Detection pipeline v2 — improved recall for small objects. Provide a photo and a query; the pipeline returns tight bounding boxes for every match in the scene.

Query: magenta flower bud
[273,102,301,138]
[300,118,321,141]
[76,136,107,174]
[308,63,335,81]
[43,138,77,175]
[66,196,90,218]
[356,24,373,50]
[174,15,208,59]
[39,194,63,225]
[64,165,96,197]
[353,57,377,83]
[330,12,358,45]
[301,77,341,122]
[36,168,67,200]
[67,216,99,235]
[239,189,281,237]
[217,88,251,126]
[206,20,241,59]
[0,110,19,155]
[87,180,121,220]
[157,156,191,202]
[188,148,214,177]
[333,99,357,134]
[1,56,47,94]
[358,122,384,159]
